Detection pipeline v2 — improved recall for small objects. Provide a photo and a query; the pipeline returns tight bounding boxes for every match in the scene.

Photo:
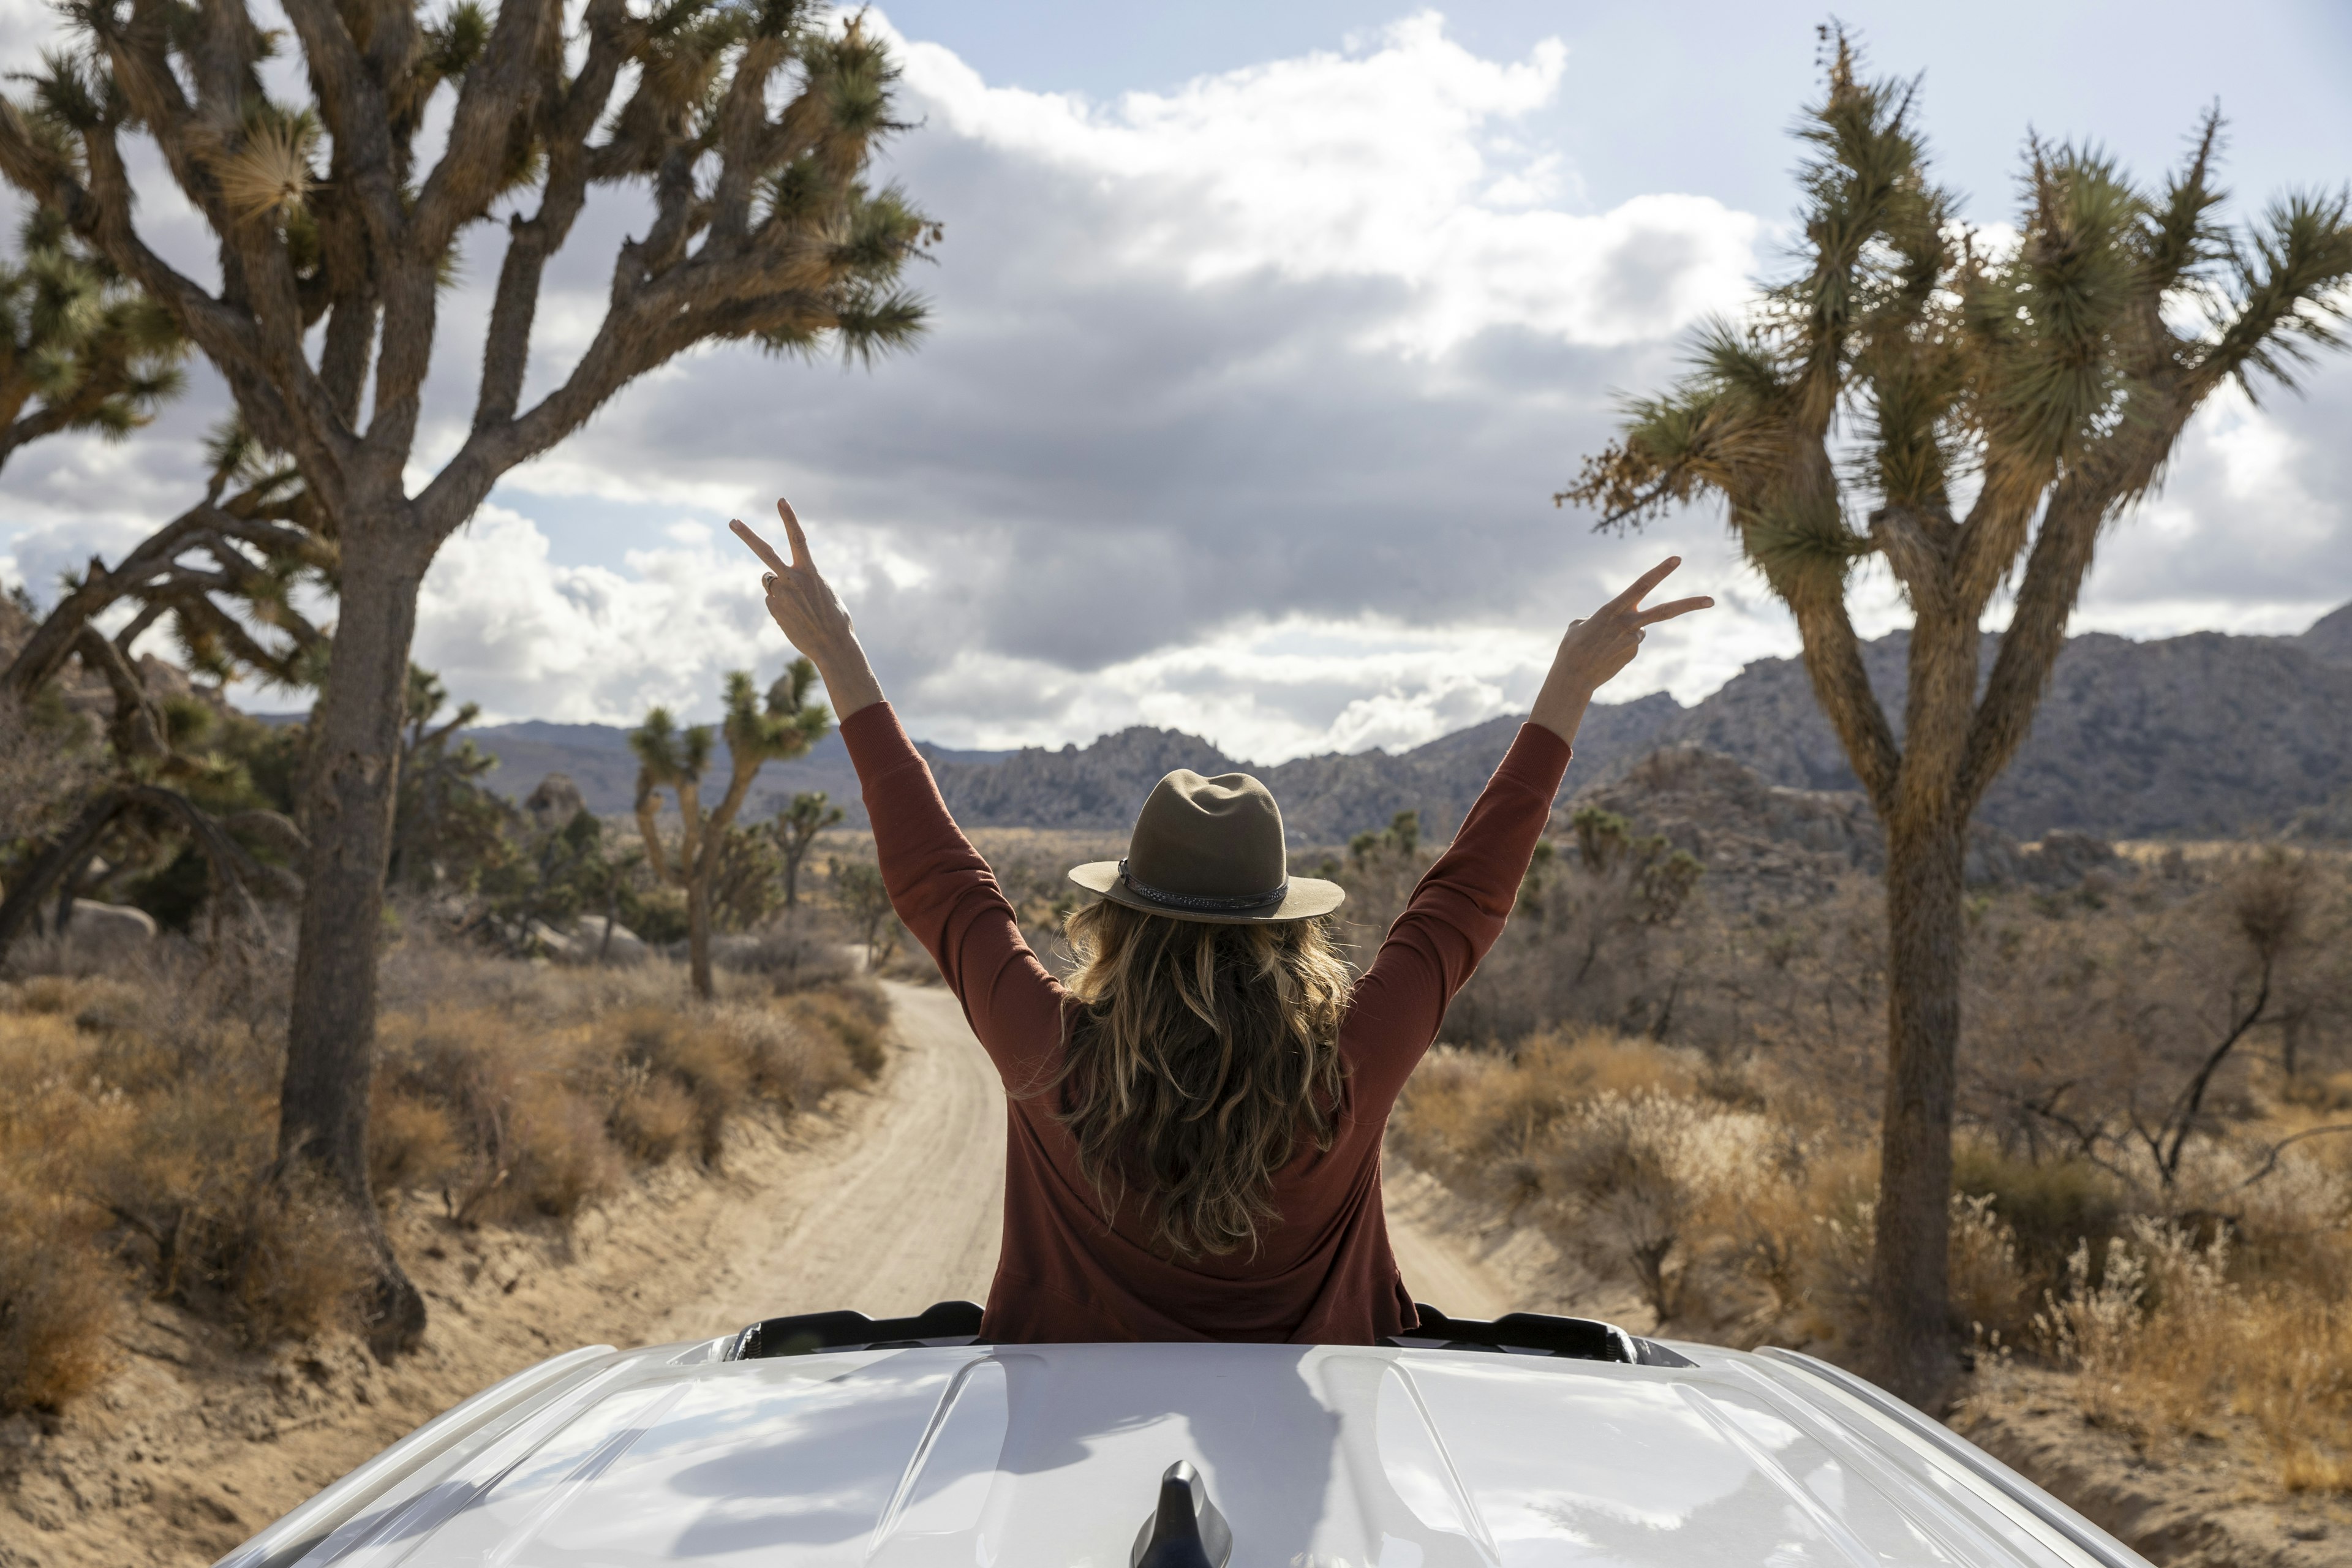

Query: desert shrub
[1389,1032,1700,1188]
[606,1067,700,1164]
[1947,1193,2029,1343]
[0,1183,120,1413]
[2023,1212,2352,1489]
[1542,1091,1752,1322]
[369,1090,464,1194]
[231,1175,371,1341]
[1952,1143,2127,1296]
[715,1004,859,1110]
[720,922,857,990]
[374,1012,622,1221]
[608,1007,752,1165]
[494,1080,625,1220]
[785,979,891,1079]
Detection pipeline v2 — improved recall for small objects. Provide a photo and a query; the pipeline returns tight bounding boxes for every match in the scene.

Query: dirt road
[650,979,1508,1340]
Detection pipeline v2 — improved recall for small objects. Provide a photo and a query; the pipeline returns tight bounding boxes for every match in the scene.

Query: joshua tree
[1559,34,2352,1402]
[0,0,931,1349]
[0,203,181,470]
[632,658,831,997]
[774,789,844,908]
[829,856,897,969]
[5,423,329,711]
[0,424,323,965]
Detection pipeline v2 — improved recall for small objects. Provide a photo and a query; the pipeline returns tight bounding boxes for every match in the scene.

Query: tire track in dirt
[647,981,1006,1340]
[650,979,1509,1338]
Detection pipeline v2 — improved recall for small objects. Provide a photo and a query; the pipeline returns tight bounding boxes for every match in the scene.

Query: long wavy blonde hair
[1057,899,1354,1259]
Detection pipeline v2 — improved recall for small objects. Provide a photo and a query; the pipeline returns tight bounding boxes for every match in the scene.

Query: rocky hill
[1642,617,2352,838]
[450,601,2352,843]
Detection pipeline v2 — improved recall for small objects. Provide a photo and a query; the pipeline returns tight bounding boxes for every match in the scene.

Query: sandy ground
[0,981,1510,1568]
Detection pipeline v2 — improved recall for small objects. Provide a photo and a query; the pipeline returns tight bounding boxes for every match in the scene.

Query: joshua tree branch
[1787,585,1901,815]
[410,0,556,256]
[470,0,633,434]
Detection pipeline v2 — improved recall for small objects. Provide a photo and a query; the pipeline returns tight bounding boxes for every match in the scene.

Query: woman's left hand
[1529,555,1712,744]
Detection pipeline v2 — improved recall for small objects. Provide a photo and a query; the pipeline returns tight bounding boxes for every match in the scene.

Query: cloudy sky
[4,1,2349,758]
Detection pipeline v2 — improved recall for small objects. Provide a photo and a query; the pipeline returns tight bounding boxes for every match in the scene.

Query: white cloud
[894,12,1758,355]
[411,507,772,725]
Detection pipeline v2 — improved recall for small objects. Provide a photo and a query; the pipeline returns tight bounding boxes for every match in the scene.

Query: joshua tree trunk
[1873,806,1966,1399]
[687,875,715,1000]
[278,521,429,1354]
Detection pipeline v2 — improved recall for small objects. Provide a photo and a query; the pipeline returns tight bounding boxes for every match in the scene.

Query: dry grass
[0,932,886,1415]
[0,1183,122,1412]
[1395,1014,2352,1491]
[2032,1219,2352,1488]
[369,962,877,1225]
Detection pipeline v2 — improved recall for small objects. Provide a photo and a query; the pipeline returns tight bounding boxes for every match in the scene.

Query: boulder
[524,919,577,960]
[566,915,649,966]
[524,773,590,835]
[58,901,157,962]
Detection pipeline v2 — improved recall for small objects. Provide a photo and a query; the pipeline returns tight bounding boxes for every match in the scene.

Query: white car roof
[219,1326,2148,1568]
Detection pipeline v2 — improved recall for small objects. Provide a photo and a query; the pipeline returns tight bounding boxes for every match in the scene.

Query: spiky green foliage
[772,788,845,908]
[1562,32,2352,809]
[0,205,181,466]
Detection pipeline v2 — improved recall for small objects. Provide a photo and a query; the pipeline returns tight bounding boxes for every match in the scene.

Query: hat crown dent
[1126,768,1287,900]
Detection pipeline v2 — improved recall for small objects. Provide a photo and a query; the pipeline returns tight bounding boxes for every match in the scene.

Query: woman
[732,502,1710,1344]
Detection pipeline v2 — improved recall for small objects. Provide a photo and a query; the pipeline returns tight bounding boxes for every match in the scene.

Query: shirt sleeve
[840,703,1069,1098]
[1341,723,1571,1111]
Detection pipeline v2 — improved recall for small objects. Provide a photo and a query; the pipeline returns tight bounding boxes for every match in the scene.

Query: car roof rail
[723,1298,1696,1366]
[1385,1303,1696,1367]
[729,1300,986,1359]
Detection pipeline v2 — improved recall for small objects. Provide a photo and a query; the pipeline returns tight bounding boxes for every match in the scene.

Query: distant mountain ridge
[442,602,2352,843]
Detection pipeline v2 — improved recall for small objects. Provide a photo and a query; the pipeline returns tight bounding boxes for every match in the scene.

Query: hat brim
[1068,861,1346,924]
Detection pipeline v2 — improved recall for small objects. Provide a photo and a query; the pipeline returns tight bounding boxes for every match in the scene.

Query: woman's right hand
[731,499,886,717]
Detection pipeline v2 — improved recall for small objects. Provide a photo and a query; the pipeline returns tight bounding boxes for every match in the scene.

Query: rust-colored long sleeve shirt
[841,702,1571,1344]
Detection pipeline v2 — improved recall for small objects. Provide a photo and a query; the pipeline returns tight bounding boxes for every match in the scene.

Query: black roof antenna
[1131,1461,1233,1568]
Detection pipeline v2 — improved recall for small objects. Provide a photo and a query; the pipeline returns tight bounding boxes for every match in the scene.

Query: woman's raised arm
[1344,556,1713,1107]
[731,500,1067,1093]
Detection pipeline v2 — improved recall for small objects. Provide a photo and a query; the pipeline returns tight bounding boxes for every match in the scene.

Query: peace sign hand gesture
[1531,555,1713,744]
[730,499,886,718]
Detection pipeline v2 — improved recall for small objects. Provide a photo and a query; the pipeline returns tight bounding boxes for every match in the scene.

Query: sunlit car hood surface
[218,1338,2139,1568]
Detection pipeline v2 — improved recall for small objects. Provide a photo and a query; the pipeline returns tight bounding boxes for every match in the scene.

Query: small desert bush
[0,1182,121,1412]
[2035,1219,2352,1488]
[1952,1142,2127,1297]
[783,980,891,1079]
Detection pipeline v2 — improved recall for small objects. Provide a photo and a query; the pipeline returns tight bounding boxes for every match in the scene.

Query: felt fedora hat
[1069,769,1344,924]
